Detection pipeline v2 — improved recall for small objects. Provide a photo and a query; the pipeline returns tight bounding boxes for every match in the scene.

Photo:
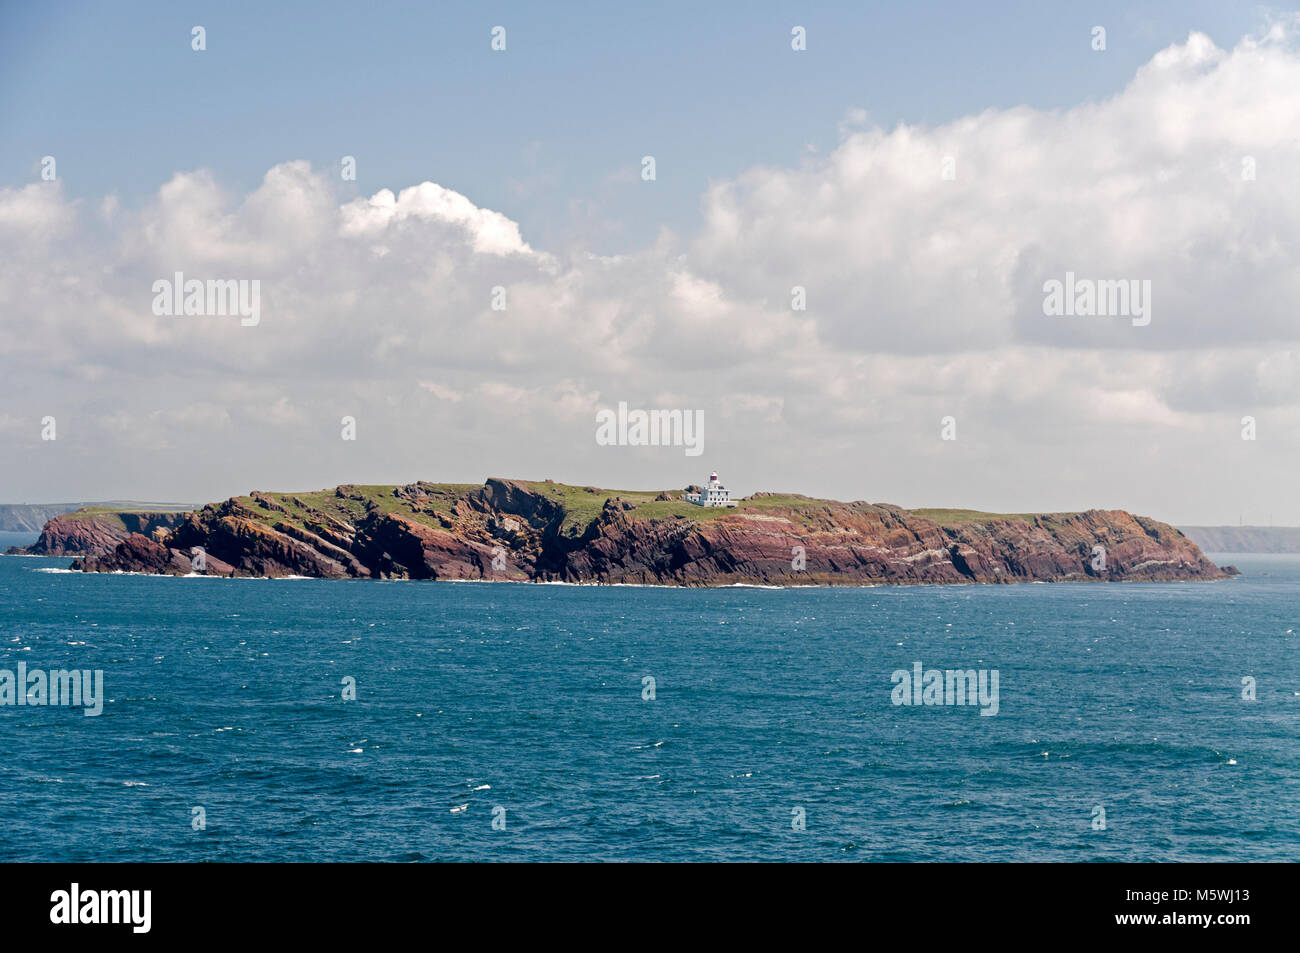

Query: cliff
[67,479,1236,586]
[9,508,189,556]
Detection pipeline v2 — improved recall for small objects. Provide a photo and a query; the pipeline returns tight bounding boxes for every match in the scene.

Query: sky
[1,1,1298,525]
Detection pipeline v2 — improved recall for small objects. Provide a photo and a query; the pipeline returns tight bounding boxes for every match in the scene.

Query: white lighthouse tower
[684,471,738,507]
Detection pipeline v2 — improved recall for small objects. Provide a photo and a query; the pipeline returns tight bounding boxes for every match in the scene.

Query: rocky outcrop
[10,509,188,556]
[68,479,1236,586]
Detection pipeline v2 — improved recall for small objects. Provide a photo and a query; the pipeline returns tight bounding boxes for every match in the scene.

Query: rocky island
[62,478,1236,586]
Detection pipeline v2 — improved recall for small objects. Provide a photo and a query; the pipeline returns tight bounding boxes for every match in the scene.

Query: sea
[0,532,1295,862]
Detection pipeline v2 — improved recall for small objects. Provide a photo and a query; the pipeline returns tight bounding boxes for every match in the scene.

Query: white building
[684,472,738,507]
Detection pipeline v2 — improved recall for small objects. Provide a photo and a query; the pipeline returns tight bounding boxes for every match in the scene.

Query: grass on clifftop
[63,507,190,529]
[910,508,1035,525]
[229,484,480,534]
[117,480,1074,538]
[512,481,862,535]
[224,480,860,538]
[517,482,727,533]
[63,510,129,529]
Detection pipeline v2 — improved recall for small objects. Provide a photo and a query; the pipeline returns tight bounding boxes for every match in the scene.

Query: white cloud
[2,27,1299,523]
[340,181,535,257]
[692,28,1300,356]
[0,181,76,240]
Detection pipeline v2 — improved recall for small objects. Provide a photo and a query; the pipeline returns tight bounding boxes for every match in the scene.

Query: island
[53,477,1236,586]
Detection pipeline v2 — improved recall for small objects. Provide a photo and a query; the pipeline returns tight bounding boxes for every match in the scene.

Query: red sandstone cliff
[67,479,1235,586]
[10,509,188,557]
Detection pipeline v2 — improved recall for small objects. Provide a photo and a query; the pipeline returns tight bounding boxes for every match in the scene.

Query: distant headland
[30,476,1235,587]
[0,501,191,534]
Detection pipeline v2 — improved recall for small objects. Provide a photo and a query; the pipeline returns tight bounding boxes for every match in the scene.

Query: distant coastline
[1179,526,1300,554]
[0,501,191,534]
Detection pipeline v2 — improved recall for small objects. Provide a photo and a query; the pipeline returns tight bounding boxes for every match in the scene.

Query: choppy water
[0,541,1295,861]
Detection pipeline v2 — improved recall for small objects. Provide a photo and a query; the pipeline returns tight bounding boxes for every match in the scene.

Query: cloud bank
[2,28,1298,524]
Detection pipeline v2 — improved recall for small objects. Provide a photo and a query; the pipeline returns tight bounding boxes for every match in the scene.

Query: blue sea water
[0,540,1296,862]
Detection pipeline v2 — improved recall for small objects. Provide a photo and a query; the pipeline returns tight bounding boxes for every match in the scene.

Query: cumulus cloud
[2,28,1299,523]
[340,181,536,257]
[692,27,1300,355]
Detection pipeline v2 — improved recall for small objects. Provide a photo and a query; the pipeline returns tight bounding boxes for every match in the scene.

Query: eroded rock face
[70,532,200,574]
[10,510,188,557]
[69,480,1235,586]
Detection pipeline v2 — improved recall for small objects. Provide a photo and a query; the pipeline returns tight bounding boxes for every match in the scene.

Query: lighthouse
[684,472,738,508]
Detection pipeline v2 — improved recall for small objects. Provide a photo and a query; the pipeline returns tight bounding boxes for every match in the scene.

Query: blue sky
[2,2,1298,524]
[0,0,1269,251]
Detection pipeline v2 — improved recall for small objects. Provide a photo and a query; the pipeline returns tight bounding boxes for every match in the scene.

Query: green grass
[64,509,129,529]
[910,508,1061,526]
[511,481,665,534]
[118,478,1097,539]
[64,507,190,529]
[227,483,482,534]
[216,479,883,538]
[509,482,848,534]
[909,508,1026,525]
